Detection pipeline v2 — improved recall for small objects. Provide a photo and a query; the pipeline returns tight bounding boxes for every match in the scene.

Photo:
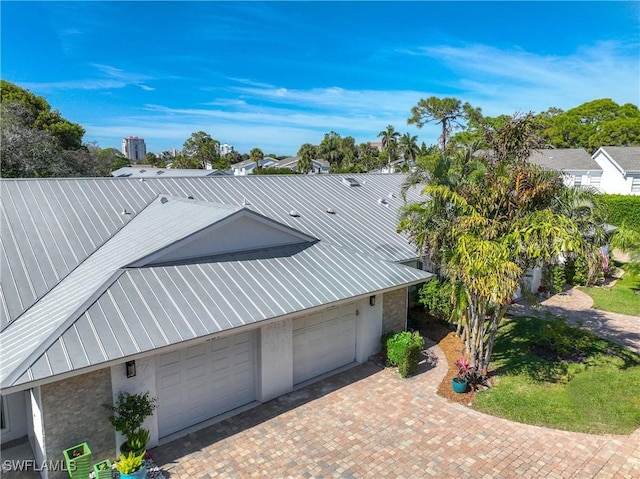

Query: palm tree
[378,125,400,169]
[399,133,419,166]
[318,131,343,168]
[398,114,584,380]
[297,143,316,174]
[249,147,264,170]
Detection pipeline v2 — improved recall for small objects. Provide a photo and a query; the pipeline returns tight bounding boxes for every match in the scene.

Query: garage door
[156,331,256,438]
[293,303,357,384]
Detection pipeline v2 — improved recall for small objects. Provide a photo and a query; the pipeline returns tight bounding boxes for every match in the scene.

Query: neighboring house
[231,157,279,176]
[111,166,231,178]
[0,174,431,478]
[528,149,603,190]
[272,157,331,174]
[591,146,640,195]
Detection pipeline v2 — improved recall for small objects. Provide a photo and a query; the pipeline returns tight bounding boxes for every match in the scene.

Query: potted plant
[103,391,157,455]
[62,442,92,479]
[114,451,146,479]
[451,357,471,393]
[93,459,112,479]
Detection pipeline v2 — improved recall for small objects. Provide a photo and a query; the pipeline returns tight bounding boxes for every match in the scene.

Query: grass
[579,264,640,316]
[472,316,640,434]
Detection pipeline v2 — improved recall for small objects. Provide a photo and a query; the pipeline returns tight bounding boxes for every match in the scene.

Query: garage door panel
[157,331,257,437]
[293,304,357,384]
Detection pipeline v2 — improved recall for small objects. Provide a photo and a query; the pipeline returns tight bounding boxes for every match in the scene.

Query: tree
[407,97,475,150]
[1,80,85,150]
[182,131,220,169]
[318,131,343,167]
[249,147,264,169]
[377,125,400,168]
[144,152,159,166]
[297,143,316,174]
[399,112,584,380]
[399,133,419,165]
[171,153,201,169]
[225,150,242,165]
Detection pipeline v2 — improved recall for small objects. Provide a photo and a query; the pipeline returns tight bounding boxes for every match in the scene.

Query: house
[528,149,603,189]
[0,174,431,478]
[591,146,640,195]
[272,157,331,174]
[231,157,279,176]
[111,166,231,178]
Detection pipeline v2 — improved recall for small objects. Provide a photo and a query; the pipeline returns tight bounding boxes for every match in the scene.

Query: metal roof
[11,242,431,388]
[528,149,601,171]
[597,146,640,173]
[111,167,230,178]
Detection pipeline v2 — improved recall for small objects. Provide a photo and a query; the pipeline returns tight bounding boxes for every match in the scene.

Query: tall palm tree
[297,143,316,174]
[249,147,264,170]
[378,125,400,169]
[399,133,419,165]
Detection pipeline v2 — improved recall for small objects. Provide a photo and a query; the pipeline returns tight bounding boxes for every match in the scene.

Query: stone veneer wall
[41,368,114,478]
[382,288,407,333]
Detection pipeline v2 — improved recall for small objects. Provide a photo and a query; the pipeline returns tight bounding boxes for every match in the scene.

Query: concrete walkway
[152,340,640,478]
[510,287,640,354]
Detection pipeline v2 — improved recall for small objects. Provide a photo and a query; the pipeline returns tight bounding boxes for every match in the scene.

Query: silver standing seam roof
[0,174,430,392]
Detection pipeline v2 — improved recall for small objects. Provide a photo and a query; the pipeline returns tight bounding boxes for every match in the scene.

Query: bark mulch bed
[409,308,476,406]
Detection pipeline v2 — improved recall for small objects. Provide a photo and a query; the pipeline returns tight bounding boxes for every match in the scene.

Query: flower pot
[451,378,468,393]
[119,463,147,479]
[93,460,112,479]
[63,442,92,479]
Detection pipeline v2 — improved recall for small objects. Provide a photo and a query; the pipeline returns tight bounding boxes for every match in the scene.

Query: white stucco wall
[110,357,159,454]
[28,387,47,479]
[259,319,294,402]
[355,296,383,363]
[593,151,632,194]
[1,390,28,444]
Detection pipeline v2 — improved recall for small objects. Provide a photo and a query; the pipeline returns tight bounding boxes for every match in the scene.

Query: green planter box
[63,442,92,479]
[93,460,112,479]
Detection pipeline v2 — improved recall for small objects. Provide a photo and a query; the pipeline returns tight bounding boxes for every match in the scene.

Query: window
[632,177,640,193]
[573,175,582,187]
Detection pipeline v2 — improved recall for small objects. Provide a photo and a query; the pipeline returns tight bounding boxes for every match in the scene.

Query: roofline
[0,276,432,394]
[593,147,627,176]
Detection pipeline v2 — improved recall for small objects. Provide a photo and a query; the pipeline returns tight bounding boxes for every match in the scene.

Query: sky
[2,1,639,156]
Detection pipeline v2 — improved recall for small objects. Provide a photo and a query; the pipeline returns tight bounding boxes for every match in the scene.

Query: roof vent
[242,198,250,206]
[326,207,336,214]
[139,169,147,173]
[160,197,169,204]
[378,198,389,206]
[121,208,130,215]
[156,170,165,175]
[289,209,300,217]
[139,178,145,182]
[388,192,396,199]
[342,177,360,187]
[187,195,194,200]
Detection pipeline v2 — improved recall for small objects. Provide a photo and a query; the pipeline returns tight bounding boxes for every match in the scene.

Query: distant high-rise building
[121,136,147,162]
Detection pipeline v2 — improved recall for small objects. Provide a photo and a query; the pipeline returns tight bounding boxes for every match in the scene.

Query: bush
[384,331,425,378]
[418,278,453,320]
[600,194,640,234]
[552,264,566,293]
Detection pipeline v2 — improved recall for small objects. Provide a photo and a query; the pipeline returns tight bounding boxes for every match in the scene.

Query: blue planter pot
[451,378,468,393]
[119,464,146,479]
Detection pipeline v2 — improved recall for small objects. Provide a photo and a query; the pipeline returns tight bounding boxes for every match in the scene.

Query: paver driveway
[152,340,640,479]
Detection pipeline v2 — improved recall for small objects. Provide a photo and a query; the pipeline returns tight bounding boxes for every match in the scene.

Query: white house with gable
[591,146,640,195]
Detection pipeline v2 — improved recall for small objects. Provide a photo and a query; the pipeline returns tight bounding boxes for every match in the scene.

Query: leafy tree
[171,153,201,169]
[253,166,301,175]
[318,131,343,167]
[357,142,383,171]
[225,150,242,165]
[249,147,264,169]
[399,111,584,380]
[1,80,84,150]
[377,125,400,168]
[408,97,475,150]
[297,143,316,174]
[144,152,159,166]
[182,131,221,169]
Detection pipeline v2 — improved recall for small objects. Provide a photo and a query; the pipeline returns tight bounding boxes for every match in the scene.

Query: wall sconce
[369,295,376,306]
[126,360,136,378]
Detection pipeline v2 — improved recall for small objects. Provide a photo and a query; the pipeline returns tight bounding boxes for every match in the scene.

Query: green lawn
[579,265,640,316]
[472,317,640,434]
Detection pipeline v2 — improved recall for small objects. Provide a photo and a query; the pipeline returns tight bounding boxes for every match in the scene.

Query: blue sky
[2,1,639,156]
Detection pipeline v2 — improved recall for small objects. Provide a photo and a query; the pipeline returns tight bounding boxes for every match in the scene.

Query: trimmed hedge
[383,331,425,378]
[600,194,640,233]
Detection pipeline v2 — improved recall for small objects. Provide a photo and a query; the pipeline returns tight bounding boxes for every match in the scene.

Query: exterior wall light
[126,360,136,378]
[369,295,376,306]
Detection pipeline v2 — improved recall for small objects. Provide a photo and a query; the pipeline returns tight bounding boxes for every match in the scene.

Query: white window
[632,177,640,193]
[573,175,582,187]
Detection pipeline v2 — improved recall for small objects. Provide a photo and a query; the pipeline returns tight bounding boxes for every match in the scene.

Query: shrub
[418,278,453,320]
[384,331,425,378]
[103,391,157,440]
[600,194,640,234]
[552,264,566,293]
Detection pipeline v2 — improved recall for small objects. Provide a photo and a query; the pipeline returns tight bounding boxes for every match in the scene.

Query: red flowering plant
[455,357,472,383]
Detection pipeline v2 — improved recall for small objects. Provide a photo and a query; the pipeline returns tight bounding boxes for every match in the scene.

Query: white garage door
[293,303,357,384]
[156,331,256,438]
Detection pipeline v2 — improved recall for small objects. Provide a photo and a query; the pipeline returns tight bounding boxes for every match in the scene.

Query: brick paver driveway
[152,340,640,479]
